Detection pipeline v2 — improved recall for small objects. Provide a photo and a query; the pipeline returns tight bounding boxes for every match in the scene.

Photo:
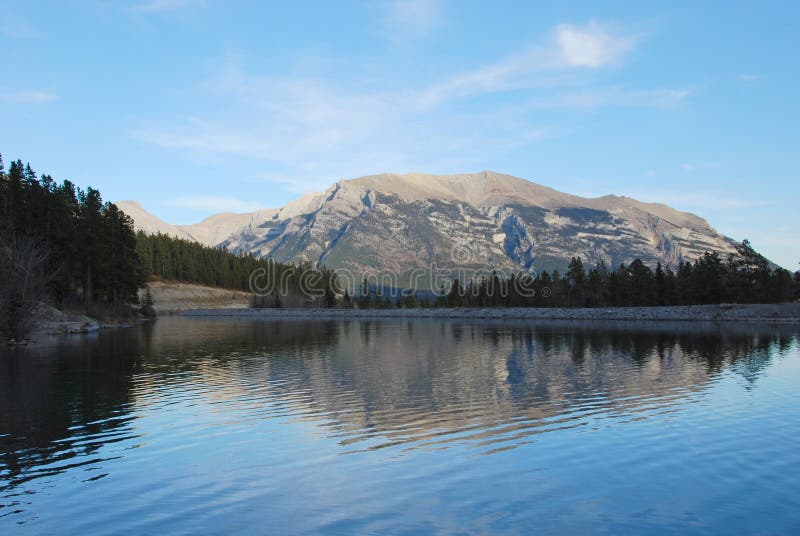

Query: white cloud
[0,90,57,104]
[554,21,635,68]
[421,21,637,105]
[385,0,443,36]
[166,196,263,213]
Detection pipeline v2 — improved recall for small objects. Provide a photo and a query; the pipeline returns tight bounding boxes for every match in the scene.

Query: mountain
[117,192,323,247]
[119,171,738,280]
[116,200,195,241]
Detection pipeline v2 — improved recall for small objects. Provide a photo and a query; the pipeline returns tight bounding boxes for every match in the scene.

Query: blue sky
[1,1,798,268]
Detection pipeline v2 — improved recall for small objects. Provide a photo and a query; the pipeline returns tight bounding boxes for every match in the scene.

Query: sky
[1,1,798,268]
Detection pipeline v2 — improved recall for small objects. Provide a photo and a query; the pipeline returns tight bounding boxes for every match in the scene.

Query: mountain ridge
[117,171,738,276]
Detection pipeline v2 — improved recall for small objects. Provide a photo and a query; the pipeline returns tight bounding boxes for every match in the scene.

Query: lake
[2,318,800,534]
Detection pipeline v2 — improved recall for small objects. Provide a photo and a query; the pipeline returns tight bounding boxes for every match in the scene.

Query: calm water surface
[2,318,800,534]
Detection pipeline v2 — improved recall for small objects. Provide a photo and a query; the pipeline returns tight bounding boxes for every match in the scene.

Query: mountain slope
[119,192,326,246]
[116,201,195,241]
[120,171,738,277]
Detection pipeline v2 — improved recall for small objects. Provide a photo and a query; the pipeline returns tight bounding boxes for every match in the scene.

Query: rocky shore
[25,303,147,340]
[183,303,800,323]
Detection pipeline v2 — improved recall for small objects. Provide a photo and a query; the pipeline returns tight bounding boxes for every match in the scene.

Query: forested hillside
[0,153,343,339]
[136,232,340,308]
[0,155,144,313]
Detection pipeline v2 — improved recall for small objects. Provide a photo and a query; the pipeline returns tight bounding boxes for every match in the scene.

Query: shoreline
[182,303,800,324]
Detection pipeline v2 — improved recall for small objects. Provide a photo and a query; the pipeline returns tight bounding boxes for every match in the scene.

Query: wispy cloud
[133,0,206,13]
[554,21,635,68]
[166,196,263,213]
[384,0,444,43]
[136,20,682,189]
[422,21,636,105]
[0,90,57,104]
[525,86,691,109]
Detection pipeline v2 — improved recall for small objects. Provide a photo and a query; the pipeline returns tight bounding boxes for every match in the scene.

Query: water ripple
[2,318,799,533]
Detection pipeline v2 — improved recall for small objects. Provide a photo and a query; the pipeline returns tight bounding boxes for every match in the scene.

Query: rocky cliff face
[119,171,738,277]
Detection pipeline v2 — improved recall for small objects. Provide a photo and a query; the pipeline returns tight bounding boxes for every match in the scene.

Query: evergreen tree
[628,259,656,305]
[0,154,146,312]
[567,257,586,307]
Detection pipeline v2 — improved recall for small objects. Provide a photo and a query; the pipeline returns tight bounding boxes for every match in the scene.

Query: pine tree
[567,257,586,307]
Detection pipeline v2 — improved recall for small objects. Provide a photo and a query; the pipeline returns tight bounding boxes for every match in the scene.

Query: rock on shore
[32,303,100,335]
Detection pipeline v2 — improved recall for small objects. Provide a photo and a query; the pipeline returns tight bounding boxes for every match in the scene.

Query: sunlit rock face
[121,171,738,275]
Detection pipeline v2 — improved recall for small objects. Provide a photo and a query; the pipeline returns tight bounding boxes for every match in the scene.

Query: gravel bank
[183,303,800,323]
[143,281,250,313]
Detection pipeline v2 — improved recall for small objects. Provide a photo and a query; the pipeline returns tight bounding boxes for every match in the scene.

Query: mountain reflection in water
[2,318,799,533]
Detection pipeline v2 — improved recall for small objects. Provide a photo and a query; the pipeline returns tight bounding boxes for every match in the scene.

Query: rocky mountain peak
[118,171,738,279]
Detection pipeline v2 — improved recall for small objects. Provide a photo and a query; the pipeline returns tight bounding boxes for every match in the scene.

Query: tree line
[554,244,798,308]
[351,240,800,308]
[136,232,340,308]
[348,241,798,309]
[1,153,145,339]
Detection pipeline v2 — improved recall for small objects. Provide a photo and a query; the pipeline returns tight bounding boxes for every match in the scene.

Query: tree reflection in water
[1,319,797,500]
